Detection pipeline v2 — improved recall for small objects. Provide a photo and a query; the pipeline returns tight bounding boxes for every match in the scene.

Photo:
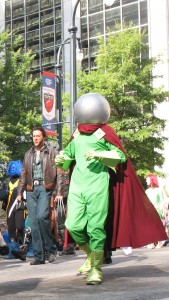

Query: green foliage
[0,32,41,161]
[61,93,70,148]
[77,28,168,176]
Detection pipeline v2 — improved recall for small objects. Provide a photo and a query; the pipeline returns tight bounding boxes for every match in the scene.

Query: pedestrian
[145,173,166,249]
[55,93,167,285]
[162,179,169,242]
[0,231,9,256]
[0,160,25,259]
[17,126,64,265]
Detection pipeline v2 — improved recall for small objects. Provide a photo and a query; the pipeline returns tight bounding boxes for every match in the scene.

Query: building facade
[80,0,148,71]
[5,0,62,78]
[78,0,169,177]
[1,0,169,176]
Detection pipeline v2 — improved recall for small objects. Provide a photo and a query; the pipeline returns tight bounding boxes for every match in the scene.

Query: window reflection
[89,0,103,14]
[140,0,148,25]
[81,0,87,16]
[105,0,120,9]
[89,13,104,37]
[89,39,99,57]
[141,25,148,44]
[81,17,88,40]
[122,3,138,26]
[80,0,149,73]
[106,8,121,32]
[122,0,137,5]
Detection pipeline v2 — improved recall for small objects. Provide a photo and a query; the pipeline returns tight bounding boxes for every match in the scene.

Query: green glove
[55,153,74,171]
[85,151,98,161]
[55,155,65,167]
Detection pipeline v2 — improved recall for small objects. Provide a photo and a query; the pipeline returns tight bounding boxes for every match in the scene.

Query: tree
[61,92,71,148]
[77,27,168,177]
[0,32,41,162]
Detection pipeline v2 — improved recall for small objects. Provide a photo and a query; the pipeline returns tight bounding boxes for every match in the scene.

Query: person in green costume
[55,93,126,285]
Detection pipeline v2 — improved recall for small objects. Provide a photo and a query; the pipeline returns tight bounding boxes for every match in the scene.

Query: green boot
[79,244,91,274]
[86,250,104,285]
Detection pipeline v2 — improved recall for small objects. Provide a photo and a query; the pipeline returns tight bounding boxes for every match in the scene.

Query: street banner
[42,71,56,136]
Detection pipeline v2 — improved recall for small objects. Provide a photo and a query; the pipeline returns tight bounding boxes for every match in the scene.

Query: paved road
[0,247,169,300]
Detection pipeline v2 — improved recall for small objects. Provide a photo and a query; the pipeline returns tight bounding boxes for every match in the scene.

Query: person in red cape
[55,93,167,285]
[78,123,167,249]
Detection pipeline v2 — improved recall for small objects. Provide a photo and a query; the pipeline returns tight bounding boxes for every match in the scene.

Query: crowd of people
[0,93,169,286]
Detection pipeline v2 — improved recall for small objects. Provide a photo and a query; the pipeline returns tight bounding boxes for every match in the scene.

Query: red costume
[78,123,167,249]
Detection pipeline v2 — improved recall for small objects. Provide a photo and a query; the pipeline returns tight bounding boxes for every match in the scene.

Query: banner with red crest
[42,71,56,136]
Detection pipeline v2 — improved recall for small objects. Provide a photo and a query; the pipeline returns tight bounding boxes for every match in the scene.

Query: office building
[1,0,169,175]
[4,0,62,78]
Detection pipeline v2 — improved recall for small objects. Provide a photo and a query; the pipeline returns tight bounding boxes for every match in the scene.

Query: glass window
[27,29,39,42]
[81,16,87,29]
[55,23,61,34]
[13,7,24,18]
[89,0,103,14]
[106,7,121,32]
[13,18,25,33]
[81,17,88,40]
[41,9,54,27]
[122,3,138,27]
[89,12,104,37]
[27,15,39,32]
[140,0,148,25]
[82,60,89,71]
[5,1,11,20]
[89,39,99,57]
[5,22,11,31]
[41,0,53,10]
[122,0,137,4]
[55,0,61,6]
[141,25,148,44]
[81,0,87,15]
[82,31,88,40]
[26,2,39,14]
[105,0,120,9]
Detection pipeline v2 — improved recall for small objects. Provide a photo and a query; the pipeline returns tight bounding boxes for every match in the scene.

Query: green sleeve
[63,139,75,159]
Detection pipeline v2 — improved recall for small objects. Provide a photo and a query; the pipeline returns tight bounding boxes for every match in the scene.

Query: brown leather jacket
[17,145,65,196]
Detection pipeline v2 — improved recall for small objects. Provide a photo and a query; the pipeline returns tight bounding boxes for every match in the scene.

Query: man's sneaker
[11,250,26,261]
[30,260,45,265]
[0,245,9,256]
[48,253,56,263]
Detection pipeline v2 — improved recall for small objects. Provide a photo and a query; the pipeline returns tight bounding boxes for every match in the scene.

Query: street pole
[68,0,80,134]
[68,0,116,135]
[56,38,70,149]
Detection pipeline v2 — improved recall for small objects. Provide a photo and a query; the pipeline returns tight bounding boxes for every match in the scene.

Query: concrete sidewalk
[0,247,169,300]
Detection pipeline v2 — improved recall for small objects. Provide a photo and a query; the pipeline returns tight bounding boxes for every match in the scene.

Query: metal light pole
[56,38,71,149]
[68,0,116,135]
[68,0,80,134]
[56,36,83,148]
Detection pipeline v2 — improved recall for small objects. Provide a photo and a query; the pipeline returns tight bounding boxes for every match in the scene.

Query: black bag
[0,189,8,211]
[2,198,8,211]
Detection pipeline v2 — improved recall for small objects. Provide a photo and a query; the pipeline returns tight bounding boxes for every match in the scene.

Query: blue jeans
[26,186,56,261]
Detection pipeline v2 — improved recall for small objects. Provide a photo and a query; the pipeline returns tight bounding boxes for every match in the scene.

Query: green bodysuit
[63,130,126,251]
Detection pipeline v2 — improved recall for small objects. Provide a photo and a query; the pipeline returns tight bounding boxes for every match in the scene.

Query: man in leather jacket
[17,126,64,265]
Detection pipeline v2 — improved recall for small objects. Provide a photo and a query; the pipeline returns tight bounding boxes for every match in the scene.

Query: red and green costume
[56,123,167,284]
[75,124,167,248]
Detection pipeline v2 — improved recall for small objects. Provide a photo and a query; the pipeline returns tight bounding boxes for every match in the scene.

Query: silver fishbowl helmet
[74,93,110,124]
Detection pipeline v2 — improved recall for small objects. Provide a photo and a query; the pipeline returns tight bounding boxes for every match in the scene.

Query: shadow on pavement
[0,277,42,297]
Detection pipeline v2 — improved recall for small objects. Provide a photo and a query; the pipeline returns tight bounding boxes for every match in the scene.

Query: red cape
[77,124,167,249]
